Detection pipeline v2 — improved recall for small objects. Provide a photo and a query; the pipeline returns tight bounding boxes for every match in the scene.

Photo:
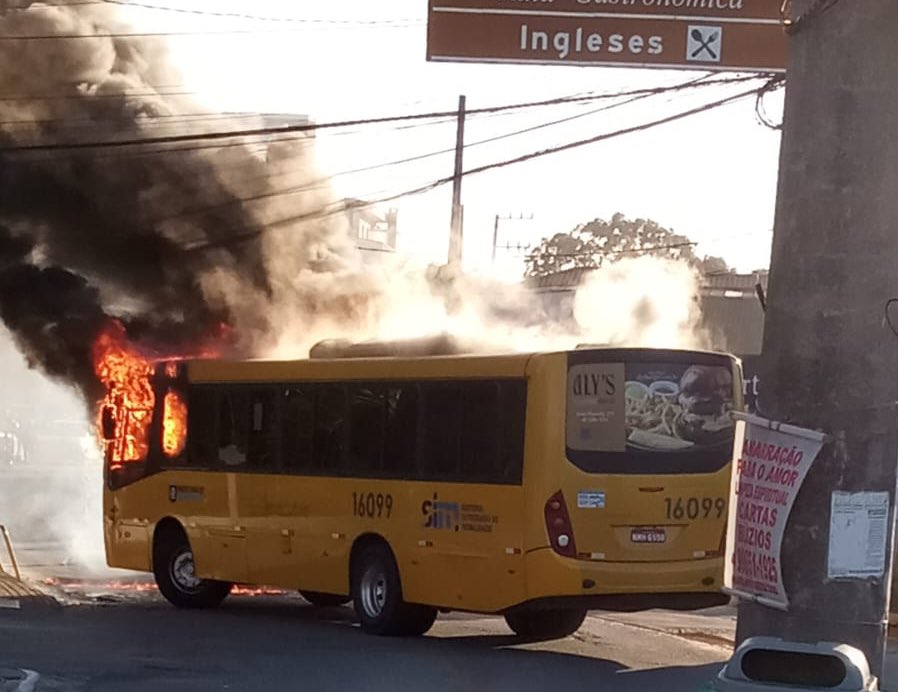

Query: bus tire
[504,608,587,640]
[300,591,351,607]
[153,534,231,609]
[351,543,436,636]
[399,603,438,636]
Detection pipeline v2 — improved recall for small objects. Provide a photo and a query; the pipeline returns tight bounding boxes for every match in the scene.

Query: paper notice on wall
[827,491,890,580]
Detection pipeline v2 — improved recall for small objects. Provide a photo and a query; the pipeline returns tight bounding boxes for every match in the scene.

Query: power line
[98,0,426,26]
[0,22,423,40]
[180,79,775,255]
[123,73,750,226]
[0,86,197,102]
[1,74,768,154]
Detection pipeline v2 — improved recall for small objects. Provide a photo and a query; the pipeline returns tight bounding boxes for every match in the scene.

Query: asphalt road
[0,587,728,692]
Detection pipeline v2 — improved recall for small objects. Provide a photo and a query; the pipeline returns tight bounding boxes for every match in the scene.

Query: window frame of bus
[565,349,738,476]
[181,378,527,485]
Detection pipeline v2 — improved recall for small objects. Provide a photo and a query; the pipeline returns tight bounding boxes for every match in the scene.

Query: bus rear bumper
[504,592,729,614]
[521,548,728,612]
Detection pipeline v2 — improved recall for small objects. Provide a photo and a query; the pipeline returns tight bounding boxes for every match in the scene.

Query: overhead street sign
[426,1,788,73]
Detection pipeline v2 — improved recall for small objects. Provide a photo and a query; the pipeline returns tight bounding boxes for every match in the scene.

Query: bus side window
[348,385,385,477]
[420,383,461,480]
[460,381,501,483]
[187,387,217,468]
[315,385,347,474]
[218,390,249,468]
[282,386,314,473]
[499,381,527,484]
[383,385,418,478]
[247,388,276,471]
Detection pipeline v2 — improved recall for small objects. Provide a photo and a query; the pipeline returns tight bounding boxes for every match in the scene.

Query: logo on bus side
[168,485,204,503]
[421,494,500,533]
[422,493,460,532]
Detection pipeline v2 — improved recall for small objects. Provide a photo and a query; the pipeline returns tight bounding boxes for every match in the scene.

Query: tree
[524,212,732,278]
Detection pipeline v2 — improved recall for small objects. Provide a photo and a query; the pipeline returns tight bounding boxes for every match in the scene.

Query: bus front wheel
[504,608,587,640]
[153,535,232,609]
[351,543,437,636]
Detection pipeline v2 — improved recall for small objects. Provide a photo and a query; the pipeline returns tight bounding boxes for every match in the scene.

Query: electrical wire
[0,22,423,40]
[180,79,774,255]
[0,74,770,154]
[754,77,784,131]
[131,73,750,225]
[98,0,425,26]
[885,298,898,339]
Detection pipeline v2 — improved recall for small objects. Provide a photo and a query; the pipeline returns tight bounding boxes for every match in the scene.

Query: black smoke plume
[0,2,339,404]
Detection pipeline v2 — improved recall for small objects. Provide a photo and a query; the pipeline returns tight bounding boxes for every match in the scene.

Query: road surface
[0,541,734,691]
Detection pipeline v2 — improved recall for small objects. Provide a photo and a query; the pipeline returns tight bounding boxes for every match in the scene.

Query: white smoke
[265,253,710,358]
[573,256,709,349]
[0,326,105,572]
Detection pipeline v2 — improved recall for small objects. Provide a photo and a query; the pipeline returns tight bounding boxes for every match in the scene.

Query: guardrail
[0,525,21,580]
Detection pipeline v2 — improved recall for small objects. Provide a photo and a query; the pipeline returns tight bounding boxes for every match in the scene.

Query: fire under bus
[100,336,743,639]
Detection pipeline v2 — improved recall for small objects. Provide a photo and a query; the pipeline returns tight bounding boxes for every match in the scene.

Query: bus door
[182,386,259,584]
[562,353,738,566]
[412,381,528,612]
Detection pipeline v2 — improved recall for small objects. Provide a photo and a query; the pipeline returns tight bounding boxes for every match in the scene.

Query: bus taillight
[545,491,577,558]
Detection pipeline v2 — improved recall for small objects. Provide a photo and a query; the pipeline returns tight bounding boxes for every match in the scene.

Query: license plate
[631,528,666,544]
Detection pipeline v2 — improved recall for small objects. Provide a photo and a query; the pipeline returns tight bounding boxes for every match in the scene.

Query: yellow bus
[102,340,742,639]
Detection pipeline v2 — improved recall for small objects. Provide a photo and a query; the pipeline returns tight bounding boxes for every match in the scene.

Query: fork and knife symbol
[690,28,720,59]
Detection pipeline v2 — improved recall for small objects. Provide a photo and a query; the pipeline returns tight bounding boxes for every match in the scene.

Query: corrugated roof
[702,272,769,291]
[699,294,764,355]
[527,268,769,293]
[525,266,596,290]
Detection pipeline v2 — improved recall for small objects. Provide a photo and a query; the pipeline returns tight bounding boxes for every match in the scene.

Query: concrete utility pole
[448,94,466,266]
[737,0,898,682]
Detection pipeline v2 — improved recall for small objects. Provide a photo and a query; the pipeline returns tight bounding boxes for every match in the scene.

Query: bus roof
[184,340,737,384]
[186,351,537,383]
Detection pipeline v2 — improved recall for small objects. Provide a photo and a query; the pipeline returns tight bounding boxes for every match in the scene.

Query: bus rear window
[566,351,737,475]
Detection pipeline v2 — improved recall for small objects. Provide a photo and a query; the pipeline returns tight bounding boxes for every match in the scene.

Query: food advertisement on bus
[567,361,736,453]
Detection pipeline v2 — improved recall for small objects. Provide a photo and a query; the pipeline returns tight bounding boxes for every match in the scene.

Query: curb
[0,669,39,692]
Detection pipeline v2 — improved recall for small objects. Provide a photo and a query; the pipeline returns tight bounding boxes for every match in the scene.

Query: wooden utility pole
[736,1,898,682]
[448,94,466,267]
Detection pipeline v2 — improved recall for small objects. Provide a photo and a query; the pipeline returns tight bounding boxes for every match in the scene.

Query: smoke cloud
[0,3,713,570]
[0,1,348,402]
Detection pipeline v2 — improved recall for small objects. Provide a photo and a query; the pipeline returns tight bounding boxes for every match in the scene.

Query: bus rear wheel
[504,608,587,640]
[351,543,437,636]
[300,591,351,607]
[153,534,232,609]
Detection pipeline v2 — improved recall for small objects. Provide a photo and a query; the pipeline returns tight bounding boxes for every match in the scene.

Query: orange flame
[162,390,188,457]
[94,323,155,464]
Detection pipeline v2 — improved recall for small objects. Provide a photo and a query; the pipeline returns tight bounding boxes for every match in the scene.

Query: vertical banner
[724,414,826,610]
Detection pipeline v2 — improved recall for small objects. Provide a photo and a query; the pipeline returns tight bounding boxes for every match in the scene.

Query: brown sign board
[427,1,788,73]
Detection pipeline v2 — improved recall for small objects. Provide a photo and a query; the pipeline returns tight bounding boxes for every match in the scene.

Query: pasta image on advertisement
[625,363,735,452]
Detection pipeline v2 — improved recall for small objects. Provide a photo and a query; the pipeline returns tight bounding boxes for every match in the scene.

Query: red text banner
[724,414,825,609]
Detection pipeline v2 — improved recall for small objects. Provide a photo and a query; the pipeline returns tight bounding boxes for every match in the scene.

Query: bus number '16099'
[352,492,393,519]
[665,497,726,520]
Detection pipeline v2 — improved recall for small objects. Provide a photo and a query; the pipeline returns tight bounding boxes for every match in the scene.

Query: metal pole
[491,214,500,264]
[448,94,466,267]
[0,525,21,580]
[735,0,898,682]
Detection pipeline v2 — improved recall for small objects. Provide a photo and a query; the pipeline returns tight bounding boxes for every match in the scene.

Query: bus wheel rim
[360,564,387,618]
[171,549,202,593]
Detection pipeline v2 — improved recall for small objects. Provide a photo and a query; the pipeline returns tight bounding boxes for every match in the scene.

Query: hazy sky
[118,0,785,278]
